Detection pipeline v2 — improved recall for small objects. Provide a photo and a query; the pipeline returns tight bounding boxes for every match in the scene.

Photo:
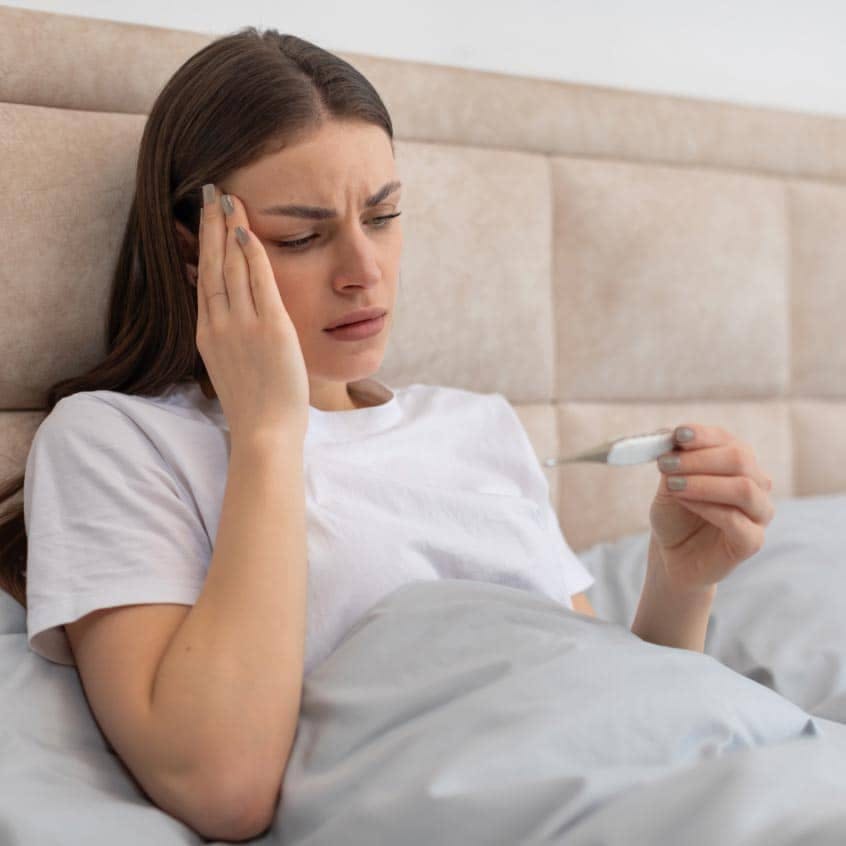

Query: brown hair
[0,27,395,608]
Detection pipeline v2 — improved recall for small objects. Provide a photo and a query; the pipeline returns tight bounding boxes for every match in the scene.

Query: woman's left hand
[649,424,776,593]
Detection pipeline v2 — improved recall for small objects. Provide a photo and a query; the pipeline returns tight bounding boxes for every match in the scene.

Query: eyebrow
[258,180,402,220]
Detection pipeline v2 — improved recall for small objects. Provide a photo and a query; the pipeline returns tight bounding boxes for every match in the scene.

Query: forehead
[230,121,396,203]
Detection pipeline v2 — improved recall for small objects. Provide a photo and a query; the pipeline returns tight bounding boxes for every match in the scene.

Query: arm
[630,533,715,652]
[149,432,308,839]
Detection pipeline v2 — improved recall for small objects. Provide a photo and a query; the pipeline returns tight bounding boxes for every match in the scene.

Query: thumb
[650,488,702,549]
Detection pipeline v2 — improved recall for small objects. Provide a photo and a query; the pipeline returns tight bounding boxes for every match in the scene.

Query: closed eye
[273,212,402,250]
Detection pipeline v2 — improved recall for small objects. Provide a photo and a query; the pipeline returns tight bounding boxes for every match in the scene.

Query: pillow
[575,493,846,719]
[1,584,24,634]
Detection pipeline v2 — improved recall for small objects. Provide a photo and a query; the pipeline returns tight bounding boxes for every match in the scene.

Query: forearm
[630,534,716,652]
[149,433,308,812]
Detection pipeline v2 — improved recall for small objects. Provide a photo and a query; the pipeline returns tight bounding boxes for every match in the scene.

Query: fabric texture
[276,578,840,845]
[7,575,846,845]
[575,491,846,720]
[24,377,593,676]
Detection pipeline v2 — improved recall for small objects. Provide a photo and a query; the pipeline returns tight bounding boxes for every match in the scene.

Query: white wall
[6,0,846,117]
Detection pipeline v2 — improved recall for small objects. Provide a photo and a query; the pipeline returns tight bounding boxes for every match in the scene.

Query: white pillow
[575,493,846,719]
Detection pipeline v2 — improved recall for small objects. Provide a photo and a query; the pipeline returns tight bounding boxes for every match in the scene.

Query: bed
[1,5,845,843]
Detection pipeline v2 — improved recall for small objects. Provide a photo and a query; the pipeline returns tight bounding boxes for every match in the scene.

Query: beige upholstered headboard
[1,5,845,555]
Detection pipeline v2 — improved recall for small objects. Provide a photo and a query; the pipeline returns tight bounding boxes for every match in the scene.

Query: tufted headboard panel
[1,5,844,553]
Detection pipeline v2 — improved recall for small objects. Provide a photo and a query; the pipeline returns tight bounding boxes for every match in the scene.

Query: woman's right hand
[195,184,310,445]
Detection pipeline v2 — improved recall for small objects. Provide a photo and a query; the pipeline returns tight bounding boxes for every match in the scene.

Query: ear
[174,218,199,285]
[174,218,198,257]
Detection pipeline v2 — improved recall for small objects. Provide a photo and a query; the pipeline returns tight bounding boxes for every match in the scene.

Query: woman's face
[200,119,402,411]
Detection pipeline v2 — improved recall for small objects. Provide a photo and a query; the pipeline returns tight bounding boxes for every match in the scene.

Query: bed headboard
[1,5,844,553]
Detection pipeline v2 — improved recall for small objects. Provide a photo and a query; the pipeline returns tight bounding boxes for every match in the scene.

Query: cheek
[265,255,300,295]
[271,280,326,332]
[392,223,403,248]
[381,228,403,269]
[269,273,302,313]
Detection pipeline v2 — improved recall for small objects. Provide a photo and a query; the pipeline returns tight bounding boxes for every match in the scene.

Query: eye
[273,212,402,250]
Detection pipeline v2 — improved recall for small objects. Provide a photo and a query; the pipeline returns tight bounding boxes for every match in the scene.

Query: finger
[664,472,775,525]
[232,224,286,320]
[200,184,230,321]
[656,443,772,492]
[220,193,258,317]
[672,498,766,563]
[196,208,209,329]
[670,423,737,452]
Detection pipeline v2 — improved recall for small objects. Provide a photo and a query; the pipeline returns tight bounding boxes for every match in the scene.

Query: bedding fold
[275,578,846,845]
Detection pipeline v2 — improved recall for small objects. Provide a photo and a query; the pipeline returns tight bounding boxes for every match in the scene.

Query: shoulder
[28,391,162,471]
[41,390,138,426]
[571,592,596,618]
[37,390,146,439]
[401,383,498,423]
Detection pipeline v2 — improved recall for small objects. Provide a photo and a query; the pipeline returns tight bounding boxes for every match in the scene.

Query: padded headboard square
[1,5,844,552]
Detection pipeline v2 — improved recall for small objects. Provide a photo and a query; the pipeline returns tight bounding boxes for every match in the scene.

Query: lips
[325,307,387,330]
[324,313,387,341]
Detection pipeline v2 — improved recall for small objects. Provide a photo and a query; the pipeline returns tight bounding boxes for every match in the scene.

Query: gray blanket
[3,493,846,844]
[273,577,846,845]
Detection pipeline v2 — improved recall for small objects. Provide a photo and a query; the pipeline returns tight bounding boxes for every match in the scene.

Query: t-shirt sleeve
[24,394,210,667]
[490,393,595,603]
[537,493,596,600]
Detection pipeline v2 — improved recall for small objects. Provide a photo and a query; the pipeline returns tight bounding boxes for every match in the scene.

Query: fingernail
[668,476,687,490]
[221,194,235,216]
[675,427,694,443]
[658,455,680,471]
[202,183,215,208]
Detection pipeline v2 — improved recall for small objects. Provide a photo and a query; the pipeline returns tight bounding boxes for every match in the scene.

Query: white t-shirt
[24,376,594,677]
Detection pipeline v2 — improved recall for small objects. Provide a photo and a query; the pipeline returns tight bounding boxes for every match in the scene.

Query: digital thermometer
[543,428,676,467]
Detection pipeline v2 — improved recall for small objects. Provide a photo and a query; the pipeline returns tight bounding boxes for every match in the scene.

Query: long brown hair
[0,27,395,608]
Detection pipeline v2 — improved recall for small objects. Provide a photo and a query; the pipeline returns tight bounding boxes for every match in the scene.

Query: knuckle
[729,443,748,471]
[731,437,749,451]
[730,508,748,532]
[737,476,756,498]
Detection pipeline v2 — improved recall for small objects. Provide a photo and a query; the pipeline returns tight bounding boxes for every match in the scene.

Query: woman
[1,26,775,841]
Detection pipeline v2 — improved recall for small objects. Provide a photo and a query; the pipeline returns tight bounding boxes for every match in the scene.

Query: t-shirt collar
[306,376,401,445]
[171,376,402,445]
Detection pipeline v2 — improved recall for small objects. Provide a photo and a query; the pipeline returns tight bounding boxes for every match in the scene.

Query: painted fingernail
[668,476,687,490]
[658,455,680,471]
[221,194,235,216]
[675,427,694,443]
[202,183,215,207]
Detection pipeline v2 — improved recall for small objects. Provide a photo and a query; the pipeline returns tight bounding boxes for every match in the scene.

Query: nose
[331,223,383,287]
